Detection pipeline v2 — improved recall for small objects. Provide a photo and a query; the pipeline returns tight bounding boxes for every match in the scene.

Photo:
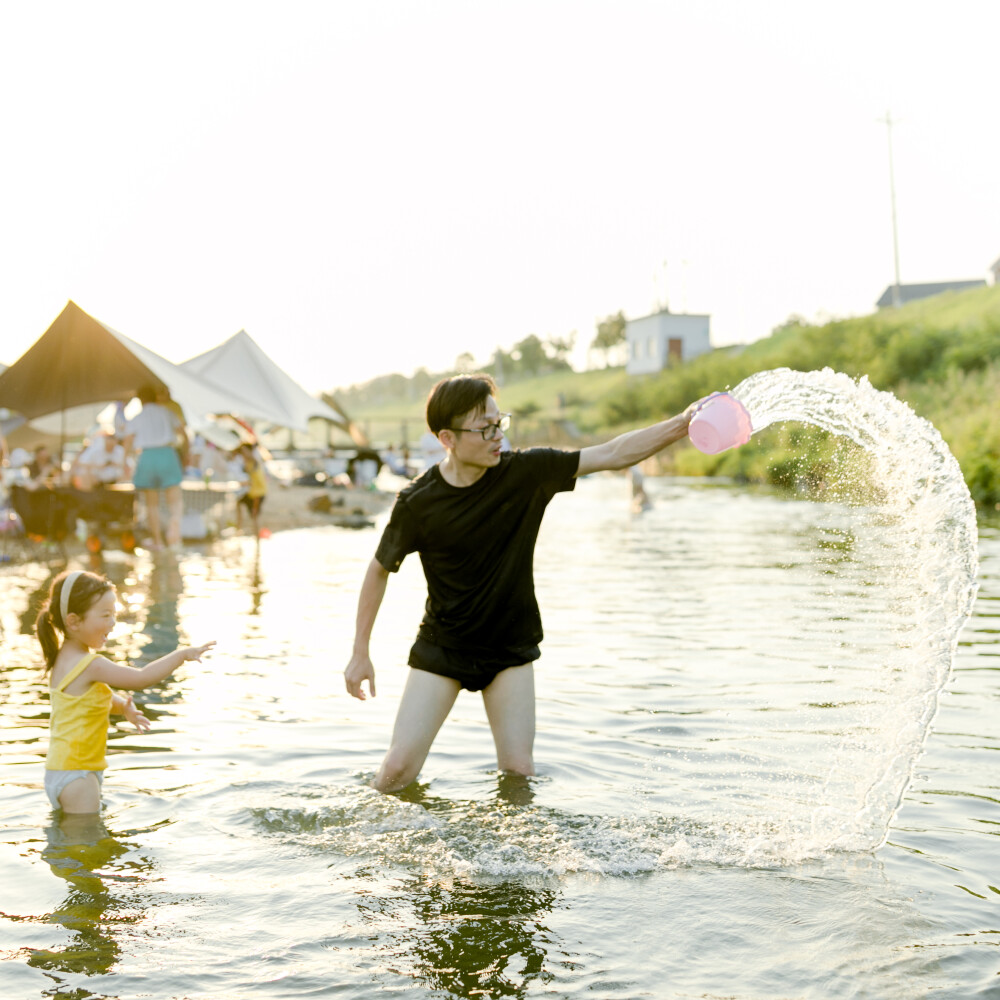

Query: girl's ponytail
[35,604,61,669]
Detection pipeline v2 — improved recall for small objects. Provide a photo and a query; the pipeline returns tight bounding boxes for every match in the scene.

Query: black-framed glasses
[447,413,512,441]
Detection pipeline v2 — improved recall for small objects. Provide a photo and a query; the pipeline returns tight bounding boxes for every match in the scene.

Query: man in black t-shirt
[345,373,696,793]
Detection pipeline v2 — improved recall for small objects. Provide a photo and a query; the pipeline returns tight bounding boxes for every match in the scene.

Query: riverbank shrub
[598,285,1000,507]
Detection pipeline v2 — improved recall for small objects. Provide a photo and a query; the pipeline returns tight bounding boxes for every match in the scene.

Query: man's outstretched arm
[575,405,697,477]
[344,557,390,700]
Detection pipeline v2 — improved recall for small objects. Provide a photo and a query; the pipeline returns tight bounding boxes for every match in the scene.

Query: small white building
[625,309,711,375]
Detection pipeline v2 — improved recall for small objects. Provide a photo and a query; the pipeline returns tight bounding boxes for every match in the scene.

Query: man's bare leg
[482,663,536,776]
[374,669,461,793]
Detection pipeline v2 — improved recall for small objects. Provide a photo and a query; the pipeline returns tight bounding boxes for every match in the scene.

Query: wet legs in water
[373,663,536,793]
[57,773,102,814]
[143,486,182,549]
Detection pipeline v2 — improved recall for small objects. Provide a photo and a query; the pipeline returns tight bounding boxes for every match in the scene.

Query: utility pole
[654,259,670,313]
[878,110,902,307]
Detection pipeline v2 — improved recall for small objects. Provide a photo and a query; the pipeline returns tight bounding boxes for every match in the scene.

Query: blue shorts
[45,769,104,809]
[133,446,183,490]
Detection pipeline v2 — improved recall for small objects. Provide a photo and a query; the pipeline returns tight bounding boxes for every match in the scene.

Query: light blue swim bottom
[45,769,104,809]
[133,445,183,490]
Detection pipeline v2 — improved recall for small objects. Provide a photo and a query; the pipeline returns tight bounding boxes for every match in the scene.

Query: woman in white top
[124,385,185,550]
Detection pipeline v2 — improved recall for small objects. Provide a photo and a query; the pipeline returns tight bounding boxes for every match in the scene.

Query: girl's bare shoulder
[50,651,114,689]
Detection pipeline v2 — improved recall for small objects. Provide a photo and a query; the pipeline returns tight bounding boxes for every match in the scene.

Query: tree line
[335,313,629,410]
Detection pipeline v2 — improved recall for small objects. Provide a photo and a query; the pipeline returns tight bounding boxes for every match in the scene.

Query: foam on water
[247,786,805,876]
[732,367,979,850]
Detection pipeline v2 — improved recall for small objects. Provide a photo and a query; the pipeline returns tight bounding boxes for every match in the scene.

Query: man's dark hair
[426,374,497,435]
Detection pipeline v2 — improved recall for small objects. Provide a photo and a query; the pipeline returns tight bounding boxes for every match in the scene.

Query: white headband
[59,571,83,627]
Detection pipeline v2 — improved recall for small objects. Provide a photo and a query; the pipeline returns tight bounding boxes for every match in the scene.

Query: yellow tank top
[247,462,267,498]
[46,652,112,771]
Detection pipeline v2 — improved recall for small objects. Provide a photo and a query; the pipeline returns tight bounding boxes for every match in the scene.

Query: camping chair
[9,484,77,557]
[9,483,136,557]
[68,486,137,554]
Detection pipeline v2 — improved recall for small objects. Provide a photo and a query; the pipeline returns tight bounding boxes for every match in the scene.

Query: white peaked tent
[112,329,289,433]
[181,330,348,434]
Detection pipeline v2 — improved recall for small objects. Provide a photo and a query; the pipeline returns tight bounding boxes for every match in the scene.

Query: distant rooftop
[627,306,710,323]
[876,280,986,309]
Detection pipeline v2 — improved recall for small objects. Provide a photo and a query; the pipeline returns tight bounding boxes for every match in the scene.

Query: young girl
[37,569,215,814]
[234,443,267,537]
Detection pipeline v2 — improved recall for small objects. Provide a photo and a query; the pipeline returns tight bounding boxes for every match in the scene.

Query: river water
[1,370,998,999]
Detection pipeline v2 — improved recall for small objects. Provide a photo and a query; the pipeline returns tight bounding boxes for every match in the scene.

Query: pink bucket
[688,392,753,454]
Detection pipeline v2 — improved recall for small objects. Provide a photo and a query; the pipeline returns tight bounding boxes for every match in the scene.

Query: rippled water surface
[2,406,999,998]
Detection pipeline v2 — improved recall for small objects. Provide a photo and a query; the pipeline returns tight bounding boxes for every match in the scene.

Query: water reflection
[16,569,58,637]
[29,814,154,980]
[249,541,266,616]
[495,772,535,807]
[347,777,553,997]
[394,773,536,811]
[370,874,558,999]
[106,552,187,714]
[141,551,184,659]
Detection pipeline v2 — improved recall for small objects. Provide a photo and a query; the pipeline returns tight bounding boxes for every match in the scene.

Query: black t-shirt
[375,447,580,654]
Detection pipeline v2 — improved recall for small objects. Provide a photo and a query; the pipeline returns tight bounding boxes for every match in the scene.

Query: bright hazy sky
[2,1,998,393]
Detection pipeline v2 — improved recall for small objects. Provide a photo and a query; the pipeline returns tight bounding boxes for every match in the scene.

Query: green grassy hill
[345,284,1000,508]
[345,366,632,450]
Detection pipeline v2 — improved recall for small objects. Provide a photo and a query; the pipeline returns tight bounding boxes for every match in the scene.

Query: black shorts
[408,637,540,692]
[238,494,265,514]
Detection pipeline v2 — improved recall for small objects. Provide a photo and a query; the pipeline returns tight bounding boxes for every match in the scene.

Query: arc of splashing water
[730,367,980,850]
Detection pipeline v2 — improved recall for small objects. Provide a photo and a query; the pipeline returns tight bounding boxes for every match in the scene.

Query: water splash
[732,367,979,849]
[246,369,979,868]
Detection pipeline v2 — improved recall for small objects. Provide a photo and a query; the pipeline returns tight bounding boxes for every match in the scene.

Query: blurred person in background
[124,385,185,551]
[233,443,268,536]
[71,432,128,490]
[25,444,60,489]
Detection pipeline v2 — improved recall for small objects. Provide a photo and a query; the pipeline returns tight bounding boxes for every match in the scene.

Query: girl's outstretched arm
[88,641,216,691]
